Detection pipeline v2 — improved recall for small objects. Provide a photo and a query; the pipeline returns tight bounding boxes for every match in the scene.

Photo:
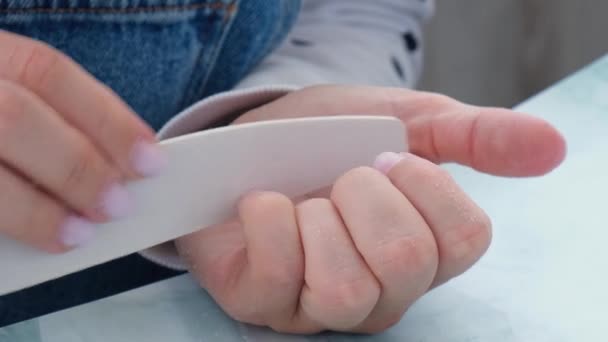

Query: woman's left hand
[174,85,566,334]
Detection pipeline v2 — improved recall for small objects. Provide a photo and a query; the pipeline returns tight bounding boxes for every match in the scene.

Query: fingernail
[131,140,166,177]
[59,216,95,248]
[99,183,132,219]
[373,152,406,175]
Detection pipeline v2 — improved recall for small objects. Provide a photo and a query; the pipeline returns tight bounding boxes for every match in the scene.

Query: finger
[237,192,303,331]
[0,30,163,179]
[0,80,129,221]
[180,192,304,331]
[294,198,380,332]
[330,167,438,333]
[175,219,249,309]
[404,100,567,177]
[234,85,566,177]
[0,164,94,253]
[375,152,492,287]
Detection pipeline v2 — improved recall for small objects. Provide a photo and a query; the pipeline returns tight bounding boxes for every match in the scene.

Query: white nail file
[0,116,405,296]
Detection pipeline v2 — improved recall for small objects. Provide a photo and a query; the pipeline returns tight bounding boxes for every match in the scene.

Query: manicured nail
[131,140,166,177]
[373,152,406,175]
[59,216,95,248]
[99,183,132,219]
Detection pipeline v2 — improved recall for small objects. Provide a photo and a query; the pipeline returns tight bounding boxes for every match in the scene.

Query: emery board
[0,116,406,295]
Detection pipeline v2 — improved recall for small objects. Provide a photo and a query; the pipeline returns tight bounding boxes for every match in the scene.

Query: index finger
[0,30,164,179]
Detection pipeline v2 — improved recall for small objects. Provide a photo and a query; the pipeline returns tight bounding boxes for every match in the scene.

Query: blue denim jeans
[0,0,300,326]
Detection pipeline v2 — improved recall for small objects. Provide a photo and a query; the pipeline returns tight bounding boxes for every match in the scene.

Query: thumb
[406,106,567,177]
[233,85,567,177]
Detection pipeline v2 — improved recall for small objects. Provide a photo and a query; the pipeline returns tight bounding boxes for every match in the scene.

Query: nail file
[0,116,406,296]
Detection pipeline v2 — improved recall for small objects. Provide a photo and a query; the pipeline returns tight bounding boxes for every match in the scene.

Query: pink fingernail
[99,183,133,219]
[131,140,166,177]
[373,152,406,175]
[59,216,95,247]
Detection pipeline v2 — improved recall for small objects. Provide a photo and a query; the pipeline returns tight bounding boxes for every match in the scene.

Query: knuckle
[446,213,493,268]
[414,92,454,111]
[0,83,26,134]
[317,277,379,319]
[396,159,452,186]
[374,235,437,278]
[424,162,452,181]
[389,91,457,119]
[62,146,96,194]
[255,262,302,291]
[190,241,246,295]
[13,41,62,88]
[342,166,381,183]
[90,109,111,141]
[239,191,292,215]
[332,167,381,198]
[468,213,493,252]
[220,295,254,323]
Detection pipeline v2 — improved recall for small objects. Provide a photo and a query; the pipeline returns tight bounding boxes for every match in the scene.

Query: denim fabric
[0,0,300,326]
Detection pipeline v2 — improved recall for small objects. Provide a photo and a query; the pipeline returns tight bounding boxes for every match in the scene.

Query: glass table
[2,55,608,341]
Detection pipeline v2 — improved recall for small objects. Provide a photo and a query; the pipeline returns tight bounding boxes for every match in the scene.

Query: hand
[0,31,164,252]
[175,85,566,334]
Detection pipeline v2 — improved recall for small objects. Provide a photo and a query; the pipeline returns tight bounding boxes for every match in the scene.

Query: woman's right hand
[0,31,165,252]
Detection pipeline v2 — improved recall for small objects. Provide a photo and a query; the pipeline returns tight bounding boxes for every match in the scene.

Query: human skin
[175,85,566,334]
[0,29,567,335]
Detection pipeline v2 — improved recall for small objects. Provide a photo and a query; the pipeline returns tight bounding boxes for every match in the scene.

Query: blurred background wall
[418,0,608,108]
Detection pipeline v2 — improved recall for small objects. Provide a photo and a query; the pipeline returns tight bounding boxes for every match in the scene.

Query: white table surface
[2,55,607,342]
